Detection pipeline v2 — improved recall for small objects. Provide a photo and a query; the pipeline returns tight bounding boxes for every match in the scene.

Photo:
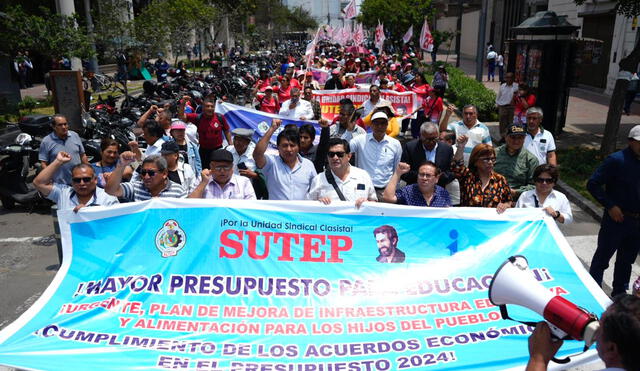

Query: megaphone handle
[548,322,568,341]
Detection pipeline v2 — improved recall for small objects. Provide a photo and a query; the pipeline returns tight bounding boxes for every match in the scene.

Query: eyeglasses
[72,177,93,184]
[140,169,157,177]
[327,151,346,158]
[417,173,436,179]
[479,157,496,163]
[535,177,555,184]
[213,166,232,172]
[422,137,438,143]
[55,122,69,127]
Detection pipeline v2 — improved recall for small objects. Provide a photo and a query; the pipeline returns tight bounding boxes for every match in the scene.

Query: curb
[555,180,603,223]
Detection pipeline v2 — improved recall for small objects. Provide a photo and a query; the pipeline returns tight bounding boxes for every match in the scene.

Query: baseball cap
[210,148,234,163]
[629,125,640,140]
[160,141,180,154]
[170,121,187,130]
[506,124,526,136]
[371,111,388,121]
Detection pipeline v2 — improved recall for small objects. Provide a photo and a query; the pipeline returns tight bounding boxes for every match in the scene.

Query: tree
[357,0,434,48]
[133,0,217,62]
[574,0,640,155]
[0,5,94,60]
[91,0,137,61]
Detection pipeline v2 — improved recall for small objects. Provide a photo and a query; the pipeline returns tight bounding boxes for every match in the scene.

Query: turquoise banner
[0,200,610,370]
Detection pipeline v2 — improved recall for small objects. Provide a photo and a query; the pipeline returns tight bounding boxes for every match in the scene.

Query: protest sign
[0,200,609,370]
[313,88,419,121]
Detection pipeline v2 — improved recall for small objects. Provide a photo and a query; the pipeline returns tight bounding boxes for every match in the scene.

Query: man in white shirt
[141,120,166,158]
[225,128,257,175]
[495,72,519,142]
[361,85,391,117]
[279,88,313,120]
[350,111,402,200]
[524,107,557,166]
[308,137,377,207]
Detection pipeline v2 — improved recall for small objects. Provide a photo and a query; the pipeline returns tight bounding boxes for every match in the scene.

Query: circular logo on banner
[155,219,186,258]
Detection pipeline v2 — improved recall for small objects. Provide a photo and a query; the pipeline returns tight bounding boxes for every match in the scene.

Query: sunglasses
[535,177,555,184]
[140,169,157,177]
[327,151,346,158]
[72,177,93,184]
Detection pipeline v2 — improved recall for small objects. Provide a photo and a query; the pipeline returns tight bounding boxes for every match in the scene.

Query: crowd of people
[31,45,640,302]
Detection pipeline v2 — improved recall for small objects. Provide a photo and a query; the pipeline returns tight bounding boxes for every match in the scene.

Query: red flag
[402,25,413,44]
[419,18,434,52]
[343,0,357,19]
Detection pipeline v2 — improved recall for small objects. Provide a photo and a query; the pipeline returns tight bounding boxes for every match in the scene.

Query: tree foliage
[0,5,94,59]
[574,0,639,18]
[357,0,433,45]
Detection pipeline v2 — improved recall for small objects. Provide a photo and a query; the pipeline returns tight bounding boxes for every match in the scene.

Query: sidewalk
[451,54,639,150]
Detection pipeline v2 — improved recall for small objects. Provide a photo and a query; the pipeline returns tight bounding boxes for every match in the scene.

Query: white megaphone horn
[488,255,599,347]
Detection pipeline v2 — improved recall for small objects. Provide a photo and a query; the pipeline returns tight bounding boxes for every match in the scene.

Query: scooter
[0,133,43,210]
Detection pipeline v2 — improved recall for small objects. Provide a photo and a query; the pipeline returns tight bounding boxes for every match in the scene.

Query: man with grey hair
[524,107,557,166]
[39,114,88,185]
[106,153,186,201]
[279,87,313,120]
[401,122,454,186]
[441,104,492,165]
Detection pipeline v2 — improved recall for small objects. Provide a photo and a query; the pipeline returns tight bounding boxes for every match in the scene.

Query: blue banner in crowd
[216,102,320,148]
[0,200,610,370]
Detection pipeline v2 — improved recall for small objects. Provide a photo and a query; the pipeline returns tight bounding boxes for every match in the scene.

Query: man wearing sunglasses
[308,137,376,207]
[34,151,118,212]
[106,152,186,201]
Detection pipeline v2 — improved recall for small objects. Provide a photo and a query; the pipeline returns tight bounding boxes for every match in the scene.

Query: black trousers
[589,213,640,296]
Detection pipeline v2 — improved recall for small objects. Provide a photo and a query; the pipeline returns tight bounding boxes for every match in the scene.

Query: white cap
[629,125,640,140]
[371,111,388,121]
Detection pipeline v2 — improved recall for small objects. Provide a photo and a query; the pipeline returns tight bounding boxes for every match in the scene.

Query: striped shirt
[447,120,492,165]
[120,180,186,202]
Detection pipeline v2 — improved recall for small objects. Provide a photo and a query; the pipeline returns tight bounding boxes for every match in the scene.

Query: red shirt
[275,85,292,103]
[422,96,444,123]
[515,94,536,117]
[185,113,229,150]
[254,79,271,90]
[257,95,279,114]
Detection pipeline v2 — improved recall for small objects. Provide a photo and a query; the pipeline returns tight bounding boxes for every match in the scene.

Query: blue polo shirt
[261,154,317,200]
[38,131,85,185]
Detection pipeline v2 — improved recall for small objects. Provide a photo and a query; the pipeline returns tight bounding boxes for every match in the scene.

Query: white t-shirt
[524,128,556,165]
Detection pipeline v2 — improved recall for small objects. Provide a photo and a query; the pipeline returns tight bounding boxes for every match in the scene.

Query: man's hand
[355,197,367,209]
[271,119,282,131]
[56,151,72,164]
[446,104,457,114]
[119,151,137,167]
[456,134,469,147]
[239,169,258,179]
[319,118,330,128]
[543,207,557,217]
[128,141,139,152]
[149,105,158,113]
[395,162,411,175]
[299,116,306,121]
[318,197,332,205]
[526,322,563,371]
[608,205,624,223]
[200,169,212,183]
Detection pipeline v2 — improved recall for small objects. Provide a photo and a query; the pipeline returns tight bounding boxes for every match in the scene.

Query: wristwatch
[553,211,560,219]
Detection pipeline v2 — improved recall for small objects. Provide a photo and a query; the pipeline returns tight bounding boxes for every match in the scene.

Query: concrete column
[55,0,82,71]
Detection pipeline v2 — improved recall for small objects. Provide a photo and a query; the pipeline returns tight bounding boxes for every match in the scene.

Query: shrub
[418,62,497,122]
[17,96,38,113]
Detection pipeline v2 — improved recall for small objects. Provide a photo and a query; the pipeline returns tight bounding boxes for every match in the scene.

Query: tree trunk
[600,37,640,156]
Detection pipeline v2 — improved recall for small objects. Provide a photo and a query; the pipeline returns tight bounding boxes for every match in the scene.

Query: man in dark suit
[401,122,454,187]
[374,225,405,263]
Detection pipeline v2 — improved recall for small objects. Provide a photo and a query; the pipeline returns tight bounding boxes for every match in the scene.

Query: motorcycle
[0,133,44,210]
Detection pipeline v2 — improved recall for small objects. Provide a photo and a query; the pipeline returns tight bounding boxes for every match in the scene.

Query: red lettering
[274,233,298,261]
[219,229,243,258]
[300,234,326,262]
[247,231,270,260]
[327,235,352,263]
